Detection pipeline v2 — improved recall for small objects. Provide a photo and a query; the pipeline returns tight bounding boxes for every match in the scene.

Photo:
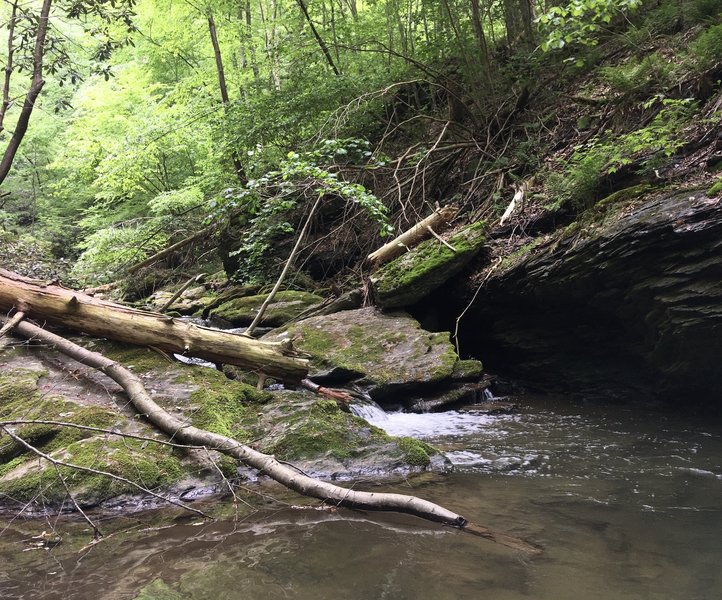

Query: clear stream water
[1,394,721,599]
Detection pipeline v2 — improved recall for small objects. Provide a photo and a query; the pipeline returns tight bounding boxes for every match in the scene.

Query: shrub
[690,24,722,69]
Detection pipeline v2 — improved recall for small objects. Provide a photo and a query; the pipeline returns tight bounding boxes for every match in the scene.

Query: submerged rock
[268,307,460,401]
[371,221,486,308]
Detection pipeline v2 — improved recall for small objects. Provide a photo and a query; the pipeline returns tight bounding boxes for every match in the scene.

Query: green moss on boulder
[273,307,459,400]
[396,437,437,467]
[451,359,484,380]
[371,221,486,308]
[209,290,324,326]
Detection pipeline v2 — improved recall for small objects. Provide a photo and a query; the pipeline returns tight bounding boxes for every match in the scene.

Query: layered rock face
[455,190,722,406]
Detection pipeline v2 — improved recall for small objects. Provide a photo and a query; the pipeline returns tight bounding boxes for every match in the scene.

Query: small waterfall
[483,387,496,401]
[349,398,388,424]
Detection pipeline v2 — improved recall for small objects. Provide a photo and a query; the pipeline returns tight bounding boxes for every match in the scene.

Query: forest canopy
[1,0,720,287]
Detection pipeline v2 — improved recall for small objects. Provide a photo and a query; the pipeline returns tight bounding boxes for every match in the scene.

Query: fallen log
[367,205,458,267]
[3,315,541,555]
[0,269,308,381]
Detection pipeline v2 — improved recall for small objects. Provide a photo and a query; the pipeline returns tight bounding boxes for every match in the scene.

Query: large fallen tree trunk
[2,315,541,554]
[0,269,308,381]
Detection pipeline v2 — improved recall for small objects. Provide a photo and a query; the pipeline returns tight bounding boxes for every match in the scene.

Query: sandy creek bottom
[1,394,720,599]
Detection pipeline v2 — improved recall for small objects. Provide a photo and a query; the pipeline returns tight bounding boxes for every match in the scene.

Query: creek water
[1,394,721,599]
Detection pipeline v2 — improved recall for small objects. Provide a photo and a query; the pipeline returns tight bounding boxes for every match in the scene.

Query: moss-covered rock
[269,307,459,401]
[255,391,448,478]
[209,290,324,327]
[0,336,448,511]
[451,359,484,380]
[371,221,486,308]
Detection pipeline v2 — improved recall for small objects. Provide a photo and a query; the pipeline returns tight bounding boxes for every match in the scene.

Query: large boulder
[267,307,461,401]
[371,221,486,308]
[452,189,722,406]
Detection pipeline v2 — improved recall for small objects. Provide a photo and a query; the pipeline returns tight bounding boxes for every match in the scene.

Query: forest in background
[0,0,721,293]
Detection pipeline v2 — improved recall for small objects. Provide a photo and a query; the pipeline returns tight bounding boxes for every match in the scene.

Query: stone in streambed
[0,337,447,513]
[267,307,460,401]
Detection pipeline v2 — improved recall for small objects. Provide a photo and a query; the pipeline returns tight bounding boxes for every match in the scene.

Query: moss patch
[279,308,459,395]
[261,396,388,461]
[396,437,436,467]
[0,367,121,466]
[707,178,722,197]
[1,436,185,506]
[451,359,484,380]
[101,344,173,373]
[372,221,486,308]
[209,290,323,326]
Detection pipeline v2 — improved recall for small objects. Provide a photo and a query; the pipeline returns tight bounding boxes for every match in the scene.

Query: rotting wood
[300,378,354,406]
[368,205,458,267]
[1,316,542,555]
[0,269,308,381]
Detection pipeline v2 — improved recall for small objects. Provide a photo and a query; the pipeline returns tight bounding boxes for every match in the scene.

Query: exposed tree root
[2,316,542,555]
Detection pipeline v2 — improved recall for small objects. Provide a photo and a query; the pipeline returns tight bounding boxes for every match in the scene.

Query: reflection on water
[1,396,721,599]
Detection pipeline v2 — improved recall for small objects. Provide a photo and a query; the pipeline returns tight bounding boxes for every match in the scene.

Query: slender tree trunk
[0,0,52,185]
[0,0,18,134]
[207,13,247,183]
[469,0,492,85]
[245,0,260,81]
[295,0,340,75]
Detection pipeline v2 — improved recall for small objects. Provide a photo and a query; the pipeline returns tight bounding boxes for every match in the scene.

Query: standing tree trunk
[0,0,19,135]
[208,13,247,184]
[295,0,340,75]
[0,0,52,185]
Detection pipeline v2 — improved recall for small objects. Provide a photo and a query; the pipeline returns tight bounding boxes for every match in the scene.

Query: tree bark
[3,316,541,555]
[0,269,308,380]
[367,205,458,267]
[295,0,340,75]
[0,0,19,134]
[207,12,247,183]
[0,0,52,185]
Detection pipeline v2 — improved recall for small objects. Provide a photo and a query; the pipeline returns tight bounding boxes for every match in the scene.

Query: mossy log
[368,205,458,267]
[3,315,541,555]
[0,269,308,381]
